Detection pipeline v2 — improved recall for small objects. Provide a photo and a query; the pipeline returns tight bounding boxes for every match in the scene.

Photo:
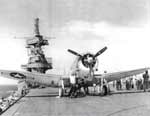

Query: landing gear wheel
[101,86,107,96]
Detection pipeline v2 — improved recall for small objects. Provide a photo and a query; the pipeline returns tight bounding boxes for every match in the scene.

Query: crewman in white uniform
[68,73,77,97]
[56,78,64,98]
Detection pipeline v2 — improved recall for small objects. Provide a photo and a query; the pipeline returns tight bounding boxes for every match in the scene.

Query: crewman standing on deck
[56,78,65,98]
[143,70,149,92]
[68,73,77,98]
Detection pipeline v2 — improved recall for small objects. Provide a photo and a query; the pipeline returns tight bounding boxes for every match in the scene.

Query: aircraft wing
[0,70,62,85]
[96,68,150,82]
[0,68,149,85]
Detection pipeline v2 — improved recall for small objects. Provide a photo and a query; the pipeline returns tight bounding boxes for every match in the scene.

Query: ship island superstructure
[0,18,53,114]
[21,18,52,73]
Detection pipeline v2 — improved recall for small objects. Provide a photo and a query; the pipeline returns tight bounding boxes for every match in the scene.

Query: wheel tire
[101,86,107,96]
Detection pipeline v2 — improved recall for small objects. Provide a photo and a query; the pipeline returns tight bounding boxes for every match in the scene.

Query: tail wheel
[101,86,107,96]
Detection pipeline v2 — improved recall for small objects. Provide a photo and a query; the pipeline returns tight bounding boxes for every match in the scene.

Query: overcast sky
[0,0,150,84]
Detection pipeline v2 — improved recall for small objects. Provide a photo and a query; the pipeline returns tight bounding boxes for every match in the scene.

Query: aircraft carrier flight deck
[1,87,150,116]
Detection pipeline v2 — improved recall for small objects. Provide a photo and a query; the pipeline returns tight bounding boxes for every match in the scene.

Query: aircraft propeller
[68,49,82,57]
[68,46,107,69]
[94,46,107,58]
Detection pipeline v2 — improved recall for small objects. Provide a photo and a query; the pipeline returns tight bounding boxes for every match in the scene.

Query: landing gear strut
[100,86,107,96]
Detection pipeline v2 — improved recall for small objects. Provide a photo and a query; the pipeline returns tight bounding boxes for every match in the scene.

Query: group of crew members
[57,70,150,98]
[114,70,149,92]
[57,72,89,98]
[68,73,90,98]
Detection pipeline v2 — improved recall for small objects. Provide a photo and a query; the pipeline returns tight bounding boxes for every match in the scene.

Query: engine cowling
[81,53,97,68]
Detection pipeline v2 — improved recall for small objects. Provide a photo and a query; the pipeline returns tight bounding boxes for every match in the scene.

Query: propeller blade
[68,49,82,57]
[94,46,107,57]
